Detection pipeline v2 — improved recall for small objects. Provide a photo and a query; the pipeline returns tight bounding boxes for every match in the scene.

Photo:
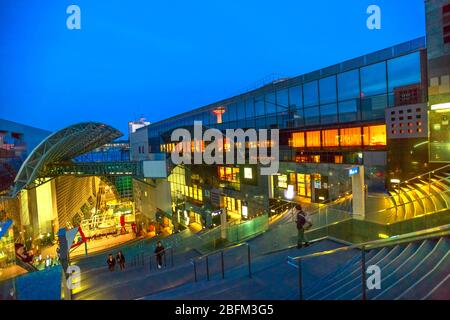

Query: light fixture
[390,179,400,184]
[430,102,450,111]
[244,167,253,179]
[242,206,248,219]
[284,185,295,200]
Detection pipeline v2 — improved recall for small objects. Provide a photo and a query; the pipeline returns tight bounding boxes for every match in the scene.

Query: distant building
[129,1,450,230]
[0,119,51,193]
[128,118,150,137]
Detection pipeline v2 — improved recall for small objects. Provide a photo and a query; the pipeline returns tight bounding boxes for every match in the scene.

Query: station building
[130,0,450,231]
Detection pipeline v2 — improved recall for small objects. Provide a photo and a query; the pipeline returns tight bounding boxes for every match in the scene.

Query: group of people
[103,206,310,273]
[106,241,167,272]
[107,251,126,271]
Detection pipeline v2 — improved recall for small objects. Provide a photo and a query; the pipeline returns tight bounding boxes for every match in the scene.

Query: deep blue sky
[0,0,425,136]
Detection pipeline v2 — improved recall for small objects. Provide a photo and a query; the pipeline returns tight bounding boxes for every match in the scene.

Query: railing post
[193,259,197,282]
[247,245,252,278]
[164,251,167,267]
[298,258,303,300]
[206,256,210,281]
[149,255,152,271]
[428,172,431,194]
[361,246,366,301]
[171,247,174,268]
[221,251,225,279]
[141,252,144,267]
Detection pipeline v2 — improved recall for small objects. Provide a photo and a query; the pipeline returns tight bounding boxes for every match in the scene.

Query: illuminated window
[291,132,305,148]
[322,129,339,147]
[363,125,387,146]
[296,174,311,197]
[306,131,321,148]
[218,166,240,183]
[278,175,288,189]
[335,155,343,163]
[340,127,362,147]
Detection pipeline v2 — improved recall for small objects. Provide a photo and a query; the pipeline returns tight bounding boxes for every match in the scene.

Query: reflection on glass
[338,100,359,122]
[361,61,387,97]
[338,69,360,101]
[361,94,387,120]
[245,99,254,119]
[303,81,319,107]
[320,103,338,124]
[387,52,421,93]
[254,96,265,117]
[265,92,277,114]
[319,75,337,104]
[304,106,320,125]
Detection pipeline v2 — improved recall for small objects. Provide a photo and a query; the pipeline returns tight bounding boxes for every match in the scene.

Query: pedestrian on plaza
[107,253,116,272]
[295,204,312,249]
[45,255,52,268]
[8,288,16,300]
[154,241,165,269]
[116,251,126,271]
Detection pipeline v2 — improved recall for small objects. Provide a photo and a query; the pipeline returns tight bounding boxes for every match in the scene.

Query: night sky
[0,0,425,137]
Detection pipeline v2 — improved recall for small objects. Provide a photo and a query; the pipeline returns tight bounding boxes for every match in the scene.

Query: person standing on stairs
[107,253,116,272]
[295,204,312,248]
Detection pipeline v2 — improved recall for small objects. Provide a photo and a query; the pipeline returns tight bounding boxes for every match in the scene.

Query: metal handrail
[190,242,252,281]
[131,246,174,269]
[287,224,450,300]
[288,223,450,262]
[194,241,249,261]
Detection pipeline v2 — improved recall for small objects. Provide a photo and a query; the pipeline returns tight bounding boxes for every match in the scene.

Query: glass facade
[144,46,424,155]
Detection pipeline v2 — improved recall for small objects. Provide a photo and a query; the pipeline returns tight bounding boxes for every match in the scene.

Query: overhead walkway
[42,162,141,177]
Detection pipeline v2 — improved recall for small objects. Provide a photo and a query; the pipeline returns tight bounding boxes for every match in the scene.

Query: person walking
[295,204,311,248]
[107,253,116,272]
[116,251,126,271]
[154,241,165,269]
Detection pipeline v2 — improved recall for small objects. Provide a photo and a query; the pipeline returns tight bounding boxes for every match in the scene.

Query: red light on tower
[213,106,226,124]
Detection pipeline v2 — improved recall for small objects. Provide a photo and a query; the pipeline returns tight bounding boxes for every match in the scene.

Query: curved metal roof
[12,122,123,196]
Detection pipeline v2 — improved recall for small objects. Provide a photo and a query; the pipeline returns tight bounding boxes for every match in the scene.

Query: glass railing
[287,225,450,300]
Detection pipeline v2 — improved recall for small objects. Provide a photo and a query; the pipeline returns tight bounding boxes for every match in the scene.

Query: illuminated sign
[244,167,253,179]
[284,185,295,200]
[211,210,222,217]
[242,206,248,219]
[349,167,359,176]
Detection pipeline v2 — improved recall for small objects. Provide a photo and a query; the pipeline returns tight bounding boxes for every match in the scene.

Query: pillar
[352,165,366,218]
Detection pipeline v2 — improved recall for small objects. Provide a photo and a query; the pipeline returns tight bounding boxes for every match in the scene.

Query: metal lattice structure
[42,161,141,177]
[11,122,123,196]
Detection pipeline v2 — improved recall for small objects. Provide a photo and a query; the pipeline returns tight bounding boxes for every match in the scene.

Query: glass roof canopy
[11,122,123,196]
